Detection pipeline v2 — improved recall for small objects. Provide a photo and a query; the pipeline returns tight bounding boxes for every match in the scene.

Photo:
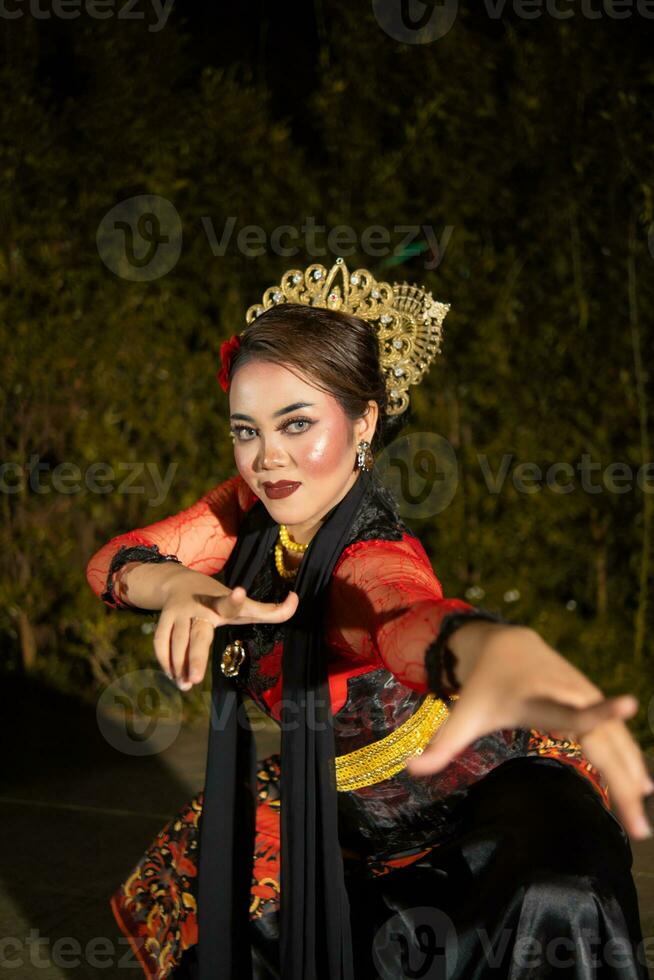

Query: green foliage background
[2,6,653,747]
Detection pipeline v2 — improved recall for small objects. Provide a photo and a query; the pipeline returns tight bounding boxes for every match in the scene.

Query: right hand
[406,624,654,842]
[154,584,299,690]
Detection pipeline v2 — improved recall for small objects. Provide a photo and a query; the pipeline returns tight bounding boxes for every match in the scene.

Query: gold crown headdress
[218,256,449,417]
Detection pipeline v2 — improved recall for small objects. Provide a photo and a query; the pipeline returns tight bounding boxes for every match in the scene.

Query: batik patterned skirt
[110,752,649,979]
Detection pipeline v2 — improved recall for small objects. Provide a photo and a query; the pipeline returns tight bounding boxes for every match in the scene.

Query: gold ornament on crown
[244,256,449,417]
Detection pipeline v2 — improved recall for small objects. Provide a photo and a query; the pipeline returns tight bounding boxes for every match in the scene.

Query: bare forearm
[446,620,523,686]
[113,561,232,612]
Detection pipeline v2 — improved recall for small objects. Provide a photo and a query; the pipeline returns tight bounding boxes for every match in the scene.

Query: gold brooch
[220,639,246,678]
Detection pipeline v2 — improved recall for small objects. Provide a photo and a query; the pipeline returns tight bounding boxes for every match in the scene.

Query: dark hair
[227,303,411,454]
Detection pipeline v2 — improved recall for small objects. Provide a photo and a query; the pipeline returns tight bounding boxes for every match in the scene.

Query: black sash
[197,470,372,979]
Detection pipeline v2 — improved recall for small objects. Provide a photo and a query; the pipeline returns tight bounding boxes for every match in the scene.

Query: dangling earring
[356,440,374,472]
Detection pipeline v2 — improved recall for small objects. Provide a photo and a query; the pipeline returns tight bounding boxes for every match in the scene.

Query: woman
[86,259,652,980]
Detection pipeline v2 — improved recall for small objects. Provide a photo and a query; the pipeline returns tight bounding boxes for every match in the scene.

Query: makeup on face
[261,481,301,500]
[228,361,363,530]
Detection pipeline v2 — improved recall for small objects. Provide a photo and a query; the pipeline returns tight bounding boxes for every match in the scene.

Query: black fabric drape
[180,752,649,979]
[197,470,372,980]
[343,755,649,979]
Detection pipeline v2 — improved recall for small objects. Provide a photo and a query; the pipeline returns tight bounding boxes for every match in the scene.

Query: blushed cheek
[233,446,258,483]
[300,426,350,475]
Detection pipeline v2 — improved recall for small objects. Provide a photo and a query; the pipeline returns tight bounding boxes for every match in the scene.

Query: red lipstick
[262,481,301,499]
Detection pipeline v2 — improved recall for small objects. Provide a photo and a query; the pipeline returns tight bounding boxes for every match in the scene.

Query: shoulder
[333,532,444,597]
[334,532,429,570]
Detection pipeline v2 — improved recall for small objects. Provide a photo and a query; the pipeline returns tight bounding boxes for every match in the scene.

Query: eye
[229,416,315,443]
[284,417,313,433]
[230,425,256,442]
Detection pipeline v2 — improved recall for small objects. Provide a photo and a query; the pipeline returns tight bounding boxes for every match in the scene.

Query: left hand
[406,625,654,842]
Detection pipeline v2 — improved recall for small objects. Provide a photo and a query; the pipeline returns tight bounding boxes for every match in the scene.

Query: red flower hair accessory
[216,333,241,392]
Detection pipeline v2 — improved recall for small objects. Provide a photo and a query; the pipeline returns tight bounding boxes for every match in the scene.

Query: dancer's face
[229,360,378,534]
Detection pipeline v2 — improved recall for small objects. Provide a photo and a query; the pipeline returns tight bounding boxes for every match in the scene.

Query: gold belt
[334,693,453,793]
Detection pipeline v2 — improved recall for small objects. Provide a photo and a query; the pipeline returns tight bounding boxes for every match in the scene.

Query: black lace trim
[341,469,412,545]
[101,543,182,613]
[424,609,515,697]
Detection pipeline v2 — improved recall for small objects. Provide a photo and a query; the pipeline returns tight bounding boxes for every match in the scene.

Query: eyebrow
[230,401,316,423]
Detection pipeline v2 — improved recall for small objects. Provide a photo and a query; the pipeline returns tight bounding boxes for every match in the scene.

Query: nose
[258,436,286,471]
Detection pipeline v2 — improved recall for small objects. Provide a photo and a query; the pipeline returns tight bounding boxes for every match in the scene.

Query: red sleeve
[85,473,259,610]
[329,535,612,806]
[330,533,474,693]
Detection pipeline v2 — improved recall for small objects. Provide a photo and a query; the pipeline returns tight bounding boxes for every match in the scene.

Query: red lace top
[86,472,610,816]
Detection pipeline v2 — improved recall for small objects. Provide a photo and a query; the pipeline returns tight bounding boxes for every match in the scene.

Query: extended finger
[512,694,637,735]
[589,709,654,796]
[580,720,654,840]
[615,725,654,795]
[187,618,213,685]
[213,585,248,620]
[245,591,300,624]
[153,611,175,679]
[170,618,192,687]
[581,723,651,840]
[575,695,639,735]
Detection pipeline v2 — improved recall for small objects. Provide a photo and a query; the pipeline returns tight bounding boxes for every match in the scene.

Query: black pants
[174,756,648,979]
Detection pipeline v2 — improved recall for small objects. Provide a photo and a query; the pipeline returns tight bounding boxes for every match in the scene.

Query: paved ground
[1,675,653,978]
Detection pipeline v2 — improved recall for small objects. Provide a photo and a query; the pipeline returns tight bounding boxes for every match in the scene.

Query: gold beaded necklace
[274,523,309,578]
